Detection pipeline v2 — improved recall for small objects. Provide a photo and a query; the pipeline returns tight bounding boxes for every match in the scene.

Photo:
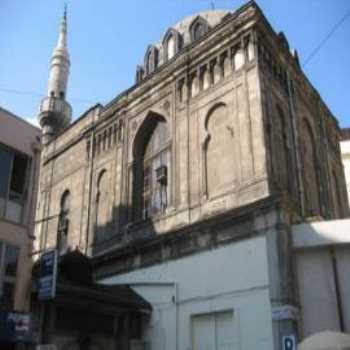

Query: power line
[303,8,350,67]
[0,87,96,105]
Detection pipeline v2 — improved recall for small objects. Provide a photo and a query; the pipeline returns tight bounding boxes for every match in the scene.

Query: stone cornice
[92,195,282,278]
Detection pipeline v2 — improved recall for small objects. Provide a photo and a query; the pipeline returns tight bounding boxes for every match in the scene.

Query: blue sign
[38,249,58,300]
[0,311,31,343]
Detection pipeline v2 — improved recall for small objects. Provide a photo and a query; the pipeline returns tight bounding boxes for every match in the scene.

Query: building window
[0,241,19,311]
[167,34,176,60]
[57,190,70,254]
[145,46,159,75]
[190,16,210,42]
[95,170,110,242]
[133,113,170,220]
[190,74,199,97]
[0,144,30,224]
[163,28,182,62]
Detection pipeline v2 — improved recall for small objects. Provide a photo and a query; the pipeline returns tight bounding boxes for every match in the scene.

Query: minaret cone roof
[54,5,69,58]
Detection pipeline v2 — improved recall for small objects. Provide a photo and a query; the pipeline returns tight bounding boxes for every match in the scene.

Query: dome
[139,10,231,78]
[169,10,230,46]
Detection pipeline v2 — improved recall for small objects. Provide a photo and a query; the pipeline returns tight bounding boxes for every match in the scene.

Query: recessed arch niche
[202,103,236,198]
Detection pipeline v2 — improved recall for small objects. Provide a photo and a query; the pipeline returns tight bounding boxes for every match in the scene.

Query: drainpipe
[27,142,41,240]
[330,247,345,332]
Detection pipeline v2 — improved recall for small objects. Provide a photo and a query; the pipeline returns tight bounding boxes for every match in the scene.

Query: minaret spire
[56,4,68,53]
[48,5,70,99]
[38,6,72,145]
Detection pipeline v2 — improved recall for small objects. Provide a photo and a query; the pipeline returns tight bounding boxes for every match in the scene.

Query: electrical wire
[303,8,350,67]
[0,87,96,105]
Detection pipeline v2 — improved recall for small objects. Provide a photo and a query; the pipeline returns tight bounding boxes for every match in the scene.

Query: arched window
[234,48,245,71]
[191,75,199,97]
[57,190,70,254]
[145,46,159,75]
[202,69,210,90]
[133,113,171,220]
[190,16,210,42]
[193,22,205,40]
[163,28,182,62]
[204,104,236,197]
[167,35,176,60]
[95,170,109,242]
[301,119,320,216]
[222,55,231,78]
[212,61,221,84]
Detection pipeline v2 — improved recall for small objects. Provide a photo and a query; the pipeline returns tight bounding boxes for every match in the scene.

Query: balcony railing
[39,96,72,120]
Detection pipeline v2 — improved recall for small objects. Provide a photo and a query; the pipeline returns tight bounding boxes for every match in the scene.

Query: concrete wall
[0,107,41,311]
[101,236,274,350]
[293,220,350,339]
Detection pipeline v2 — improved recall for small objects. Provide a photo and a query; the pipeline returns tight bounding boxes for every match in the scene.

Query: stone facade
[34,1,348,348]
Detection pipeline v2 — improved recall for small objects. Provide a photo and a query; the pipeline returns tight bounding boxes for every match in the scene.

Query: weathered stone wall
[35,4,270,255]
[256,18,349,221]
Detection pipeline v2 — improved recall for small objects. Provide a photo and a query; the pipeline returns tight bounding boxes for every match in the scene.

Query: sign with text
[0,311,31,343]
[38,249,58,300]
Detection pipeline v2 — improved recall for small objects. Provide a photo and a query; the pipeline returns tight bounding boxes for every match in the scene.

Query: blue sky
[1,0,349,127]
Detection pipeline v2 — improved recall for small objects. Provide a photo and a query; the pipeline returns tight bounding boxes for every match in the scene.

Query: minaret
[38,5,72,145]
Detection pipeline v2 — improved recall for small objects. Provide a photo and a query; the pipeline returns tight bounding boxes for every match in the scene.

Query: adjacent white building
[341,128,350,205]
[293,219,350,339]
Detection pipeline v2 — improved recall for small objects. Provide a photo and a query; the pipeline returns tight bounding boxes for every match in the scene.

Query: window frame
[57,190,71,254]
[134,117,171,221]
[0,143,31,225]
[0,241,19,311]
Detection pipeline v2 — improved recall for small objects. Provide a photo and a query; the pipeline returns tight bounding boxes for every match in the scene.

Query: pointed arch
[60,189,71,212]
[95,169,109,242]
[131,111,171,220]
[144,45,159,75]
[205,102,227,130]
[203,103,236,197]
[133,111,169,160]
[189,16,210,42]
[162,28,183,61]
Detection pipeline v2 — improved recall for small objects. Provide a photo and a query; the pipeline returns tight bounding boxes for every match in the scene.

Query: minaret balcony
[39,96,72,119]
